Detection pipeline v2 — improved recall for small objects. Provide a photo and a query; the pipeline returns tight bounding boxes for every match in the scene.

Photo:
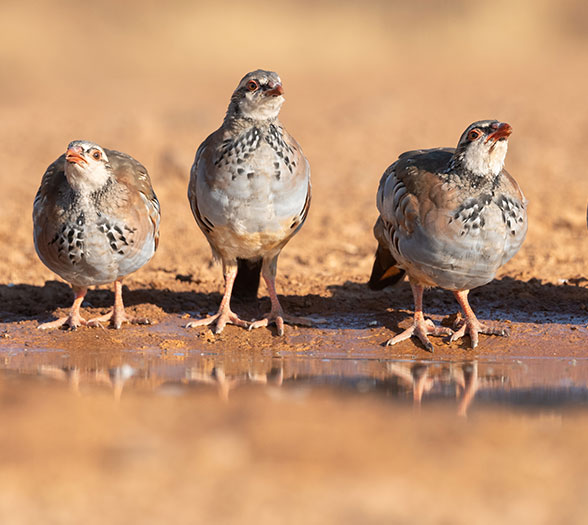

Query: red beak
[486,122,512,143]
[265,84,284,97]
[65,148,87,166]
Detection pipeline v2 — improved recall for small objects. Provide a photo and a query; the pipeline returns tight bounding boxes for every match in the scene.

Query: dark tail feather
[368,244,405,290]
[233,258,263,300]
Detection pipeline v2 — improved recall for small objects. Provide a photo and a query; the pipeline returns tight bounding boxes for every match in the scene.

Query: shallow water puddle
[1,345,588,415]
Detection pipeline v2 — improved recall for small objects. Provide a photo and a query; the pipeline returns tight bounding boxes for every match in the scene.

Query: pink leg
[38,286,89,330]
[249,258,314,336]
[86,280,150,329]
[450,290,509,348]
[186,266,249,334]
[386,281,453,352]
[412,365,432,406]
[457,362,478,417]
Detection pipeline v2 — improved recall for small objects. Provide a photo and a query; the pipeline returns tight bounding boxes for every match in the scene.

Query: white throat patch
[65,160,111,194]
[240,95,284,120]
[463,139,508,177]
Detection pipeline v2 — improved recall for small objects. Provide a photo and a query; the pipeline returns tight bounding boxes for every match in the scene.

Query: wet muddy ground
[3,0,588,522]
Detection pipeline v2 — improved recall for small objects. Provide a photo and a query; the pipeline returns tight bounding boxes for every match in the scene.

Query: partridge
[187,69,311,335]
[369,120,527,351]
[33,140,160,329]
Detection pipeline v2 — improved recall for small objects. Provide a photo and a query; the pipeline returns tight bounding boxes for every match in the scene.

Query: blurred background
[1,1,588,523]
[1,0,588,287]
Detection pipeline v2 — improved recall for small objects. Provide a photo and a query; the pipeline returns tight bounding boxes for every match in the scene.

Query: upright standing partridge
[187,69,311,335]
[369,120,527,351]
[33,140,160,329]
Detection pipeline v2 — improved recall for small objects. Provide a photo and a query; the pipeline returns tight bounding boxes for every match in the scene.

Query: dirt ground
[1,0,588,523]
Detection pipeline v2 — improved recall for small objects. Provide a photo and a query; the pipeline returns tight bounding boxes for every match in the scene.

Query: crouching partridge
[187,69,312,335]
[33,140,160,329]
[369,120,527,351]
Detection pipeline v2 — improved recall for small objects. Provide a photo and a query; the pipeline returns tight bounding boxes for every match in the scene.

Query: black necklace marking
[214,127,262,167]
[265,124,296,173]
[449,194,493,236]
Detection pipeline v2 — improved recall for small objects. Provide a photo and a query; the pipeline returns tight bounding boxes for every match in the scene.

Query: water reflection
[186,365,284,402]
[386,361,478,416]
[2,350,588,415]
[38,364,136,401]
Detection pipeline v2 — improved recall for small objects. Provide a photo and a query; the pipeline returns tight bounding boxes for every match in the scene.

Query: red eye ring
[468,129,481,141]
[247,80,259,92]
[92,150,102,160]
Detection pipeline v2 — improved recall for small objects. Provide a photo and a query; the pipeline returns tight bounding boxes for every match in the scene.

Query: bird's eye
[92,150,102,160]
[247,80,259,92]
[468,129,481,141]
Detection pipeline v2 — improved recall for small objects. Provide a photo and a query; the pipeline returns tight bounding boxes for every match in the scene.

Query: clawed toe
[386,317,452,353]
[86,311,151,330]
[449,320,510,348]
[249,313,286,336]
[37,315,87,331]
[249,315,282,335]
[249,311,315,336]
[186,310,249,334]
[85,313,111,329]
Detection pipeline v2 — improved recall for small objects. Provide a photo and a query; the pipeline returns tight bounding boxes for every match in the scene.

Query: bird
[368,120,527,351]
[187,69,312,336]
[33,140,160,330]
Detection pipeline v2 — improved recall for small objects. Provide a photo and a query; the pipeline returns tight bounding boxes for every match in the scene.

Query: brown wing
[187,130,220,242]
[377,148,460,240]
[375,148,476,289]
[106,149,161,251]
[33,154,69,269]
[33,154,66,223]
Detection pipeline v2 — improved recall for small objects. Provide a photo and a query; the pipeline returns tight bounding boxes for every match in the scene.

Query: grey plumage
[34,140,160,329]
[370,120,527,350]
[187,70,312,335]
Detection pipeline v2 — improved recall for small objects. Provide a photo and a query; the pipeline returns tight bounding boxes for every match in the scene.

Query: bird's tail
[233,258,263,300]
[368,243,405,290]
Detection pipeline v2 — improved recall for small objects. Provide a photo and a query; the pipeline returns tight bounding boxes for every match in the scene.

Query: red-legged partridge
[369,120,527,351]
[187,70,311,335]
[33,140,160,329]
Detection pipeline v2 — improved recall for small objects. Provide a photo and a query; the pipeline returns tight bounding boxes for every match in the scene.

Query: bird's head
[226,69,285,122]
[63,140,111,193]
[453,120,512,178]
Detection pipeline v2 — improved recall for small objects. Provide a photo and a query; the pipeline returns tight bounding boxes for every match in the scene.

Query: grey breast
[378,151,527,291]
[195,122,309,239]
[34,151,158,287]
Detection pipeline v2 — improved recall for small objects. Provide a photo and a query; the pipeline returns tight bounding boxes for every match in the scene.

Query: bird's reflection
[39,364,136,402]
[1,355,509,416]
[386,361,479,416]
[186,365,284,402]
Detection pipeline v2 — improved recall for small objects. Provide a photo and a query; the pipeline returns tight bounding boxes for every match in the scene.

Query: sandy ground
[1,0,588,522]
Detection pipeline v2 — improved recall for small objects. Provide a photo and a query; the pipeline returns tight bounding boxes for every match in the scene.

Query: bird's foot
[37,313,89,331]
[449,317,510,348]
[249,309,314,336]
[386,317,453,353]
[186,308,249,334]
[86,310,151,330]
